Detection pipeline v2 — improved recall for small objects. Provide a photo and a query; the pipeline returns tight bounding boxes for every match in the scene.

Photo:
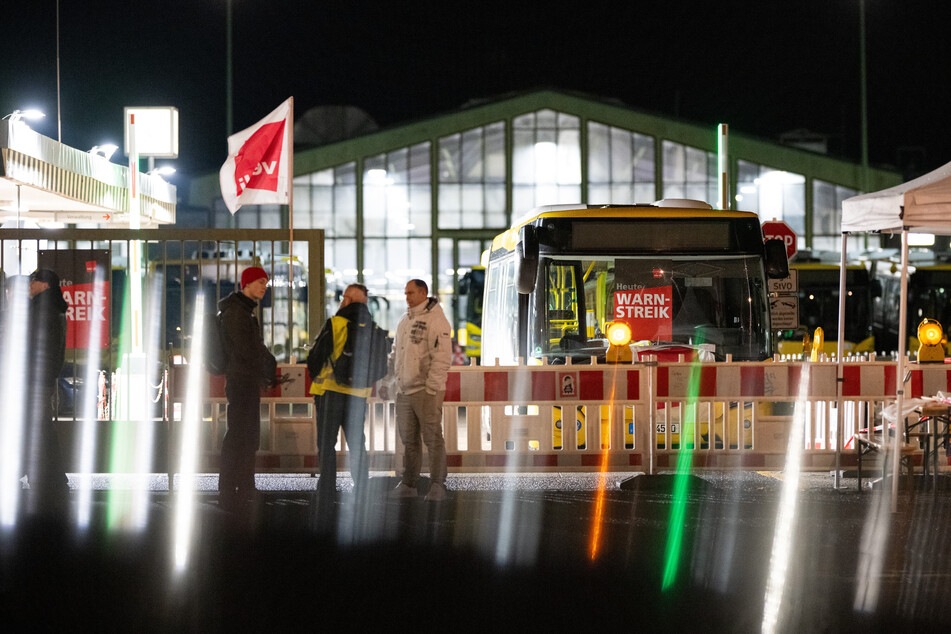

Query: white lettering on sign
[764,233,795,248]
[62,289,108,322]
[615,305,671,319]
[614,286,673,340]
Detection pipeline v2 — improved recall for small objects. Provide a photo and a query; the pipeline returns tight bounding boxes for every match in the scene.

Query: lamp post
[859,0,869,194]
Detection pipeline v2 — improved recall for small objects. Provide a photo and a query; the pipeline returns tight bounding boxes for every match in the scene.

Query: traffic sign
[762,219,797,259]
[769,295,799,329]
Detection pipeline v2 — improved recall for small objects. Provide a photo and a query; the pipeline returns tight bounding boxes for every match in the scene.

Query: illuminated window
[438,122,506,229]
[512,110,581,211]
[587,121,656,204]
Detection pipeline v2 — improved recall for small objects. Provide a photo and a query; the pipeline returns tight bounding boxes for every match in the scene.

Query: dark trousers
[315,390,368,500]
[220,377,261,500]
[24,383,69,513]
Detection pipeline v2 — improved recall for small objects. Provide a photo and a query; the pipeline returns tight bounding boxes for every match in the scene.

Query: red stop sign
[762,220,797,259]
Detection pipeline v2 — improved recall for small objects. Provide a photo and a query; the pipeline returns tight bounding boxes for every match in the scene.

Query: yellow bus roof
[492,202,761,253]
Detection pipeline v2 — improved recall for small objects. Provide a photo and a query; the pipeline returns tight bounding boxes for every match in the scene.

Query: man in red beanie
[217,266,277,512]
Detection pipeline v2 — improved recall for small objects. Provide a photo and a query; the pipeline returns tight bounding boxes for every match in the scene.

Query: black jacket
[306,301,372,376]
[28,286,69,390]
[218,291,277,384]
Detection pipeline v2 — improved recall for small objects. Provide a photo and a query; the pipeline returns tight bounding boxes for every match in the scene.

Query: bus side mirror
[515,225,539,294]
[764,239,789,279]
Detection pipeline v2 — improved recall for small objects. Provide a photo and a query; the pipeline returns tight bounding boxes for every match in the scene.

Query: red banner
[614,286,673,341]
[38,250,110,349]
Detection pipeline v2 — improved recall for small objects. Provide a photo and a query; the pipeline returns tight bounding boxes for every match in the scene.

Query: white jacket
[390,297,452,396]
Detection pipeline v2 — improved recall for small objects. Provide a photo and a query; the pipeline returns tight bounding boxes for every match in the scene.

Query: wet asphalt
[2,470,951,632]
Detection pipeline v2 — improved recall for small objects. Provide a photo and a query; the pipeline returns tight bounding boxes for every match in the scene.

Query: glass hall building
[189,89,902,332]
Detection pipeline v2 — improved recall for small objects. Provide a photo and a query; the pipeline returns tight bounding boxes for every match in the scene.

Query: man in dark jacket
[217,266,277,512]
[306,284,373,505]
[25,268,70,514]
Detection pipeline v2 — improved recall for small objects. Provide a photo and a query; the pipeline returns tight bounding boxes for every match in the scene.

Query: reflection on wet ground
[2,471,951,630]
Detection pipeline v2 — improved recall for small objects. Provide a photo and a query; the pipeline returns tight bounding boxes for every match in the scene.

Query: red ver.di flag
[37,249,110,349]
[219,97,293,214]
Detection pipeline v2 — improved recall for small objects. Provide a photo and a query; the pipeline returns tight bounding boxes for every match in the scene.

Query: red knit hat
[241,266,268,288]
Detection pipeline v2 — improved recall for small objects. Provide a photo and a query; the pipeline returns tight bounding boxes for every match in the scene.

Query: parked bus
[871,253,951,354]
[480,200,789,449]
[775,251,878,356]
[456,266,485,361]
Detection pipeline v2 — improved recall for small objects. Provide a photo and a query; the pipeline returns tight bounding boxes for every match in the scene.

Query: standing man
[307,284,373,504]
[386,279,452,502]
[25,269,70,514]
[218,266,277,512]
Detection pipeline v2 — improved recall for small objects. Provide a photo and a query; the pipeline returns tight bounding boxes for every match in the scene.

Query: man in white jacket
[385,279,452,502]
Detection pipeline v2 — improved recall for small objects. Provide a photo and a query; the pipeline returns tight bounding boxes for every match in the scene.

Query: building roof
[0,120,175,226]
[188,88,901,210]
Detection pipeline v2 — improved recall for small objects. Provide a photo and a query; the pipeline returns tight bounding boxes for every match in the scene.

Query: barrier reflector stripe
[741,366,764,396]
[532,371,555,400]
[842,366,861,396]
[698,366,717,396]
[787,365,802,396]
[579,370,604,400]
[627,370,640,400]
[657,367,670,397]
[910,370,922,398]
[445,372,461,401]
[484,372,509,401]
[884,365,897,397]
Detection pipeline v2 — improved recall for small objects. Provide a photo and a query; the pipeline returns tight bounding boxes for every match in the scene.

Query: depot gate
[0,228,324,472]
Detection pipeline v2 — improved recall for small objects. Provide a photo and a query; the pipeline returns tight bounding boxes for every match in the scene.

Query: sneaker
[424,483,447,502]
[388,482,418,499]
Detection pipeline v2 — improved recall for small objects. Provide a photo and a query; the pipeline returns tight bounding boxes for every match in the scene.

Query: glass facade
[587,121,656,203]
[438,122,506,229]
[265,106,877,336]
[812,180,861,252]
[663,140,718,204]
[736,160,806,251]
[512,110,581,210]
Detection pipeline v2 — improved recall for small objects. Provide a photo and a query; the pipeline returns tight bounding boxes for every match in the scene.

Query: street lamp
[2,109,46,123]
[147,165,176,179]
[89,144,119,160]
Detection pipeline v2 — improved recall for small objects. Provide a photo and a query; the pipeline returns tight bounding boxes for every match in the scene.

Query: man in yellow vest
[307,284,373,505]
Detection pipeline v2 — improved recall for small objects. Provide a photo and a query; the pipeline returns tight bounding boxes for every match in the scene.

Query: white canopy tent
[841,160,951,506]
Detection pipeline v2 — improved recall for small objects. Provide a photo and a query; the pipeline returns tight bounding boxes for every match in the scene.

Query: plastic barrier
[163,358,951,474]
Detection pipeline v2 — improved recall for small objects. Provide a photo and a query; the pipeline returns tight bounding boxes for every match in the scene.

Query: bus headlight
[917,318,945,363]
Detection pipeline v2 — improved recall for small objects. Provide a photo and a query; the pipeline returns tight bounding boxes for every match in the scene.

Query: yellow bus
[776,251,877,356]
[871,253,951,354]
[456,266,485,360]
[480,200,789,449]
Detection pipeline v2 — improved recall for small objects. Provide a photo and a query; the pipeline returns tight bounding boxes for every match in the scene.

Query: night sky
[3,1,950,186]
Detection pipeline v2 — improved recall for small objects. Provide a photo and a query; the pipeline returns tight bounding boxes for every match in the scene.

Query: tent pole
[891,228,909,512]
[835,232,848,488]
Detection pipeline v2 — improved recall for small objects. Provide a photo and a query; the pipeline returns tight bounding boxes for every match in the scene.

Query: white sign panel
[768,269,798,294]
[769,295,799,330]
[123,106,179,158]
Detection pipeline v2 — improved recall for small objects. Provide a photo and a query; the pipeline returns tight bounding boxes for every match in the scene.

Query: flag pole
[287,97,295,362]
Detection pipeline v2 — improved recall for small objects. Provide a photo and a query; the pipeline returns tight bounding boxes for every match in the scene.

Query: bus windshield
[528,254,771,362]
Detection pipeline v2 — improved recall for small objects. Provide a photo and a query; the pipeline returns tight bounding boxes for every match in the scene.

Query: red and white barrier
[164,359,951,474]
